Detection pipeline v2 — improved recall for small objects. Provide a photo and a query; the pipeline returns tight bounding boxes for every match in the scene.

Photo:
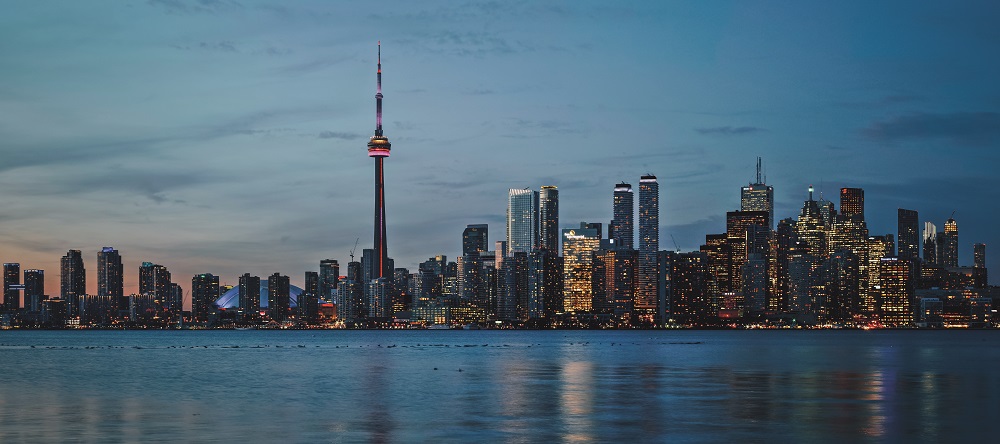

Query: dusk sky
[2,0,999,302]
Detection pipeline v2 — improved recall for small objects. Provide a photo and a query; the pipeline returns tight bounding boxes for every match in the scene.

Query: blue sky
[1,0,998,299]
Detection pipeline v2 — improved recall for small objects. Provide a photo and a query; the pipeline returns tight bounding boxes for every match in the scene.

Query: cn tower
[367,42,391,278]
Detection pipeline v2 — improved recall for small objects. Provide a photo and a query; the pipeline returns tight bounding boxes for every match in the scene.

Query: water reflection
[0,330,995,442]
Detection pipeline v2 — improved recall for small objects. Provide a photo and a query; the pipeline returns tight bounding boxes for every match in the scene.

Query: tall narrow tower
[367,42,391,279]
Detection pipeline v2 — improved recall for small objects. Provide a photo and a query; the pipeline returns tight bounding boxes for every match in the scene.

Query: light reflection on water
[0,330,997,442]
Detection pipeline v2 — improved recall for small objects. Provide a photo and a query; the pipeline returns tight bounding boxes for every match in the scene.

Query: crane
[349,238,359,262]
[670,234,681,252]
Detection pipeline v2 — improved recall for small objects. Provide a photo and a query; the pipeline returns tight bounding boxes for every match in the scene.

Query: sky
[1,0,999,305]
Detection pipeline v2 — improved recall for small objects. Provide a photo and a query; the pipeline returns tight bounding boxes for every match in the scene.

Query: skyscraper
[3,263,20,311]
[740,157,774,229]
[562,224,601,312]
[538,186,559,253]
[138,262,172,308]
[268,273,291,322]
[97,247,124,311]
[610,182,634,249]
[923,222,938,265]
[60,250,86,315]
[637,175,659,313]
[897,209,919,261]
[878,257,913,326]
[462,224,489,256]
[839,187,864,222]
[507,188,538,255]
[974,243,986,268]
[367,42,392,280]
[238,273,260,321]
[24,269,44,312]
[191,273,220,323]
[319,259,339,302]
[942,217,958,267]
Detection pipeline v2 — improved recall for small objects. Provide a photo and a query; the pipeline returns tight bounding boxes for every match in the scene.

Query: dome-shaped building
[214,280,305,309]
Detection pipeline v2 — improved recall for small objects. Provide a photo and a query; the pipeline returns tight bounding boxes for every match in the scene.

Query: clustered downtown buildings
[0,47,994,329]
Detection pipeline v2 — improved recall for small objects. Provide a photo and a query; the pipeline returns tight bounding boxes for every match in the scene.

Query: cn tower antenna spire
[375,41,383,137]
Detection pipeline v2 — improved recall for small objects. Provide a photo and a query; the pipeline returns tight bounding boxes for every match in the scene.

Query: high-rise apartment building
[538,186,559,253]
[3,263,20,311]
[24,269,45,312]
[97,247,124,311]
[740,158,774,229]
[610,182,634,249]
[562,224,601,312]
[637,175,659,312]
[60,250,86,315]
[897,209,919,261]
[238,273,261,320]
[507,188,538,255]
[268,273,291,322]
[138,262,172,310]
[319,259,339,301]
[942,217,958,267]
[974,243,986,268]
[191,273,220,323]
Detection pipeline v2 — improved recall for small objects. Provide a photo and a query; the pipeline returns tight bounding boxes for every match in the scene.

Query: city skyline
[2,1,999,297]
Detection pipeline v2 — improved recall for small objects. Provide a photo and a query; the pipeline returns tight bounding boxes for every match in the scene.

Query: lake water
[1,330,997,442]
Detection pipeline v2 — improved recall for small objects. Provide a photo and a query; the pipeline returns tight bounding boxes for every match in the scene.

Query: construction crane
[670,234,681,253]
[349,238,359,262]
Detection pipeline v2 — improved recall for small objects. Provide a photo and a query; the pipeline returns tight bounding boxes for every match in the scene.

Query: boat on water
[427,324,451,330]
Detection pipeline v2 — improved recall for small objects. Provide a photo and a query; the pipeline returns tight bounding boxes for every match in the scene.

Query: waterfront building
[60,250,86,316]
[3,263,20,311]
[238,273,260,321]
[527,249,561,319]
[191,273,220,323]
[637,175,659,314]
[878,257,913,326]
[97,247,124,313]
[610,182,634,249]
[562,224,601,312]
[593,247,638,324]
[267,273,291,322]
[24,269,44,312]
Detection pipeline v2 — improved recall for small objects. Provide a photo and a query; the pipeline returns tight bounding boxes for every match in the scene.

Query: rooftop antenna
[349,237,359,262]
[756,157,762,184]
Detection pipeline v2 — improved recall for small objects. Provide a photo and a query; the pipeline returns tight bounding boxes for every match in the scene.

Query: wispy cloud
[695,126,766,136]
[318,131,363,140]
[147,0,244,15]
[862,112,1000,145]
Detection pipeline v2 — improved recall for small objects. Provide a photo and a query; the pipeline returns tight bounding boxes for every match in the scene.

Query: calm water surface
[1,330,997,442]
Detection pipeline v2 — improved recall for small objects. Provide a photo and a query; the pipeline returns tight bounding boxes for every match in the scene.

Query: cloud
[318,131,363,140]
[862,112,1000,145]
[147,0,244,15]
[695,126,766,136]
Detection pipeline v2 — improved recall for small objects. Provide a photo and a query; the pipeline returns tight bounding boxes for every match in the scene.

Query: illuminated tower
[637,175,659,312]
[942,217,958,267]
[610,182,634,249]
[741,157,774,229]
[367,42,392,279]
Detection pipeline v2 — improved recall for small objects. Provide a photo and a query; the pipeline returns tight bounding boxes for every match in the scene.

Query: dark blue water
[1,330,997,442]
